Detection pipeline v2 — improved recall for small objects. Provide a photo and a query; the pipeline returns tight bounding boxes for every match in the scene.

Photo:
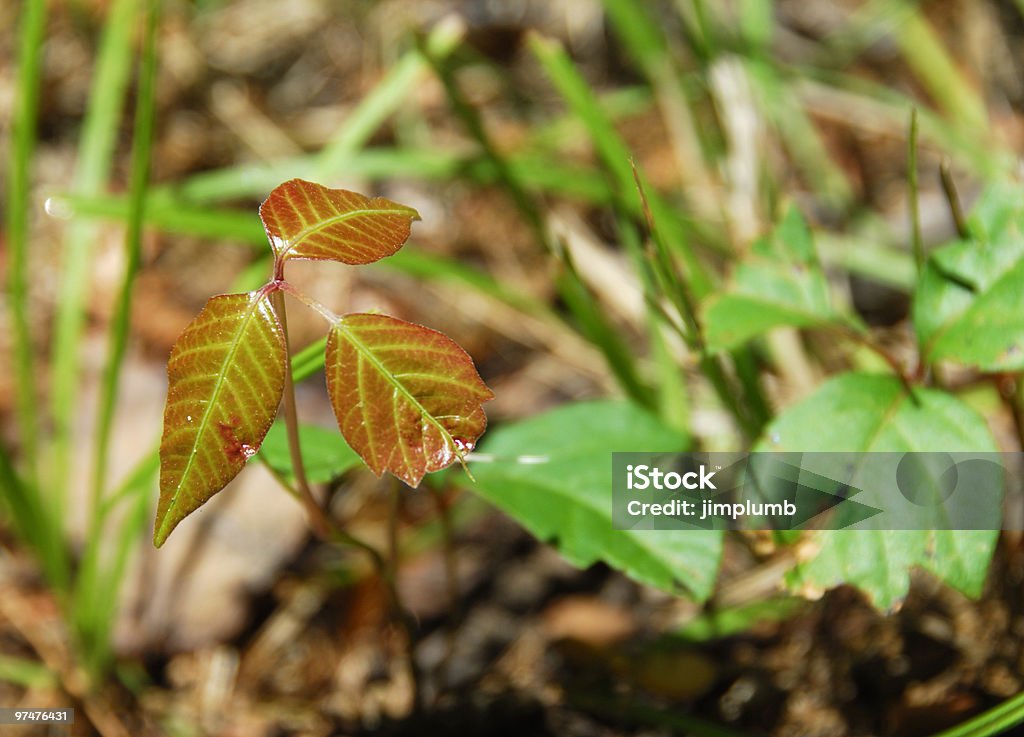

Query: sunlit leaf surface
[471,401,722,600]
[914,182,1024,371]
[757,372,998,609]
[325,313,493,486]
[155,291,285,546]
[259,178,420,264]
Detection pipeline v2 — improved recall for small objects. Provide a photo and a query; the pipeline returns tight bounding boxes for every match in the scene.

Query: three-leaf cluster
[154,179,493,547]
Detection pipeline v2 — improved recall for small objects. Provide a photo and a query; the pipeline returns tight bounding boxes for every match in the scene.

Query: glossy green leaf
[914,182,1024,370]
[756,372,998,609]
[259,178,420,264]
[325,313,493,486]
[703,208,857,352]
[259,421,361,484]
[470,401,723,600]
[155,291,285,547]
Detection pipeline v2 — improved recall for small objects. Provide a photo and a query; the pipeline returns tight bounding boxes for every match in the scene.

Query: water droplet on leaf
[44,197,74,220]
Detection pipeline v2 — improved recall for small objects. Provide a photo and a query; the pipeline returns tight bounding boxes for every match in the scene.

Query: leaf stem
[836,324,919,400]
[277,280,342,324]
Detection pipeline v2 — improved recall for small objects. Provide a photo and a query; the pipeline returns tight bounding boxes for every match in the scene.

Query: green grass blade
[528,33,713,296]
[616,216,691,435]
[91,0,159,517]
[56,192,266,242]
[421,38,653,405]
[745,59,853,208]
[599,0,668,73]
[54,192,558,322]
[0,655,56,689]
[49,0,139,521]
[292,337,329,382]
[0,446,69,590]
[794,68,1005,177]
[173,146,618,205]
[6,0,47,482]
[600,0,719,219]
[738,0,773,50]
[556,253,655,408]
[418,37,548,242]
[76,0,159,677]
[314,20,463,181]
[76,450,158,676]
[891,4,988,135]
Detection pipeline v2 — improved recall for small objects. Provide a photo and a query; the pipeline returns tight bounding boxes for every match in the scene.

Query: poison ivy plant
[155,179,493,546]
[756,372,998,609]
[470,401,723,600]
[914,182,1024,371]
[692,193,1018,610]
[702,207,862,352]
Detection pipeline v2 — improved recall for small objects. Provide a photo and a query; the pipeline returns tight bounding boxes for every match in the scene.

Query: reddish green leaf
[259,178,420,264]
[155,291,285,547]
[325,313,494,486]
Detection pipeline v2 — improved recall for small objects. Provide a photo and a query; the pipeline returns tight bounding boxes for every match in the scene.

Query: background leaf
[156,291,285,547]
[702,207,857,352]
[756,372,998,609]
[258,421,361,484]
[470,401,723,600]
[258,178,420,264]
[325,313,493,486]
[914,182,1024,370]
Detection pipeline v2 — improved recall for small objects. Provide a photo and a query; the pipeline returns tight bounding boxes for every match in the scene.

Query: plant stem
[389,481,424,714]
[908,107,924,272]
[268,289,328,540]
[1004,375,1024,453]
[268,286,423,710]
[939,161,968,239]
[431,486,459,615]
[430,485,460,694]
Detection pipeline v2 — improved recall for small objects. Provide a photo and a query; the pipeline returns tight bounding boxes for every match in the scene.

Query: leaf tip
[153,517,172,548]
